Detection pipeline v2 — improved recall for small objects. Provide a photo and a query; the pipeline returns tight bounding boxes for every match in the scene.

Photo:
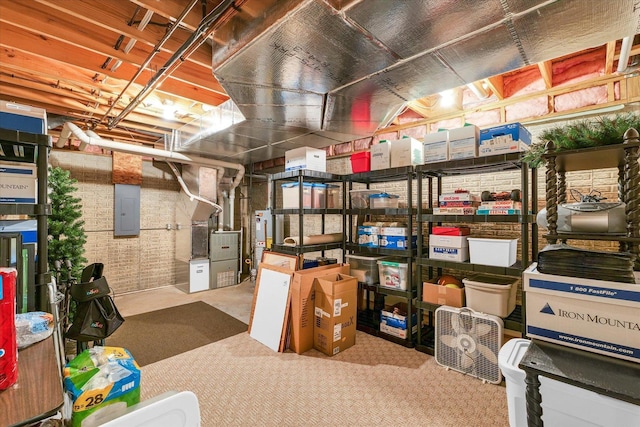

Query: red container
[0,268,18,390]
[432,226,471,236]
[350,151,371,173]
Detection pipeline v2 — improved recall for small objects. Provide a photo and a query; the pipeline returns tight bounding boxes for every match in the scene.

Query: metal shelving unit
[415,153,538,354]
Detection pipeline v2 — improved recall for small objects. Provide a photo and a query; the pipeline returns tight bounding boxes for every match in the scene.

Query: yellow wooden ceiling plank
[484,76,504,100]
[605,40,617,74]
[538,61,553,89]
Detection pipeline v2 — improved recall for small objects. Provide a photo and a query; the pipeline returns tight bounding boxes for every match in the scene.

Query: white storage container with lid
[311,183,327,209]
[377,257,414,290]
[468,237,518,267]
[369,193,400,209]
[462,274,517,317]
[498,338,640,427]
[326,184,341,209]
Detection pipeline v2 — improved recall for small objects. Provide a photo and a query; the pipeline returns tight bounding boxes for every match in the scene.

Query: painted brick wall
[50,150,180,295]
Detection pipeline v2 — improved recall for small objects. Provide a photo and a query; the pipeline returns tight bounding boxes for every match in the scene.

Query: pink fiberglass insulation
[333,141,353,155]
[465,109,502,128]
[399,125,427,140]
[504,67,545,97]
[353,137,372,151]
[506,96,549,122]
[430,117,462,132]
[322,145,334,156]
[554,85,608,112]
[553,48,605,87]
[397,108,426,124]
[374,132,397,144]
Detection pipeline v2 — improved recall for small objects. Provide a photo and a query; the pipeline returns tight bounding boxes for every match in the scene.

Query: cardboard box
[429,234,468,248]
[479,122,532,157]
[423,131,448,163]
[380,302,418,339]
[429,245,470,262]
[0,162,37,203]
[289,264,350,354]
[390,137,424,167]
[285,146,326,172]
[357,225,380,247]
[313,273,358,356]
[523,263,640,363]
[448,125,479,160]
[370,141,391,170]
[422,281,465,307]
[0,100,47,134]
[379,235,417,250]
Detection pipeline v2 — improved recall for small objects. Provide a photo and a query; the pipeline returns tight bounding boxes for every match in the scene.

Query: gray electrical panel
[114,184,140,236]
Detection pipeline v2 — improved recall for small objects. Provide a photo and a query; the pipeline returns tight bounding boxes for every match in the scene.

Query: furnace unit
[209,231,240,289]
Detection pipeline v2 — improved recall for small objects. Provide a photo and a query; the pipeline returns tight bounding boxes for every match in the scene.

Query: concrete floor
[114,278,256,324]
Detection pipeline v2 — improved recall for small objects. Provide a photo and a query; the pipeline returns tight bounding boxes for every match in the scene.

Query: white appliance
[435,306,503,384]
[188,259,209,293]
[254,210,283,268]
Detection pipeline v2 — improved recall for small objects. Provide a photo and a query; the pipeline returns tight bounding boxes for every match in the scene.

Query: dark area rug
[106,301,247,366]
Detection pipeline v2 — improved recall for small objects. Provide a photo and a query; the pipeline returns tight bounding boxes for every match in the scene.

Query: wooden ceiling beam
[605,40,617,74]
[538,61,553,89]
[484,76,504,100]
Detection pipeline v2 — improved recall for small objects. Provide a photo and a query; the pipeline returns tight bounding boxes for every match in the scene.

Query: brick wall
[50,150,180,295]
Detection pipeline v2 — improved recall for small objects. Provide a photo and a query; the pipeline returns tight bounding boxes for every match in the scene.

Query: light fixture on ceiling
[439,89,455,107]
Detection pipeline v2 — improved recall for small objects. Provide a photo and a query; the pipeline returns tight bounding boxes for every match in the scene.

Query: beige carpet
[140,331,510,426]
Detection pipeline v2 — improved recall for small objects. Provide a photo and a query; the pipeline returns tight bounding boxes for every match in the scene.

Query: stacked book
[434,192,480,215]
[476,200,521,215]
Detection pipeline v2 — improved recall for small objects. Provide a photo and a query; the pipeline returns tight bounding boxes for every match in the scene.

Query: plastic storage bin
[468,237,518,267]
[282,182,312,209]
[498,338,640,427]
[311,183,327,208]
[349,189,378,208]
[345,254,386,284]
[326,184,340,209]
[350,151,371,173]
[369,193,399,209]
[462,274,517,317]
[377,258,414,290]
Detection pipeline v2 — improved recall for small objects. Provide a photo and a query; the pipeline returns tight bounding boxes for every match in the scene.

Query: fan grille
[435,306,503,384]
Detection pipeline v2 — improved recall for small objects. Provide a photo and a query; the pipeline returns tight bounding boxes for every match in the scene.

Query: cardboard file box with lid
[523,263,640,363]
[380,226,417,250]
[313,273,357,356]
[448,125,479,160]
[479,122,531,157]
[285,146,326,172]
[423,130,448,163]
[0,162,37,203]
[357,225,380,247]
[429,233,469,262]
[390,137,423,167]
[370,140,391,170]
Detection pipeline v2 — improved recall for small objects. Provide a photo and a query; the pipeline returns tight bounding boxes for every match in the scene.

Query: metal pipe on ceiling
[107,0,240,129]
[100,0,201,124]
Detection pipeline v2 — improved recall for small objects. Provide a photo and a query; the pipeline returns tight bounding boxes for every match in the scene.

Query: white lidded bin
[468,237,518,267]
[498,338,640,427]
[462,274,517,317]
[377,258,413,290]
[282,182,312,209]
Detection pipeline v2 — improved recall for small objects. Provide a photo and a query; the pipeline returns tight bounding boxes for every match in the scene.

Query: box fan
[435,306,503,384]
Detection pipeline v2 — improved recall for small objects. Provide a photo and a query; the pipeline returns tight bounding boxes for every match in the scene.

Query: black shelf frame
[415,152,538,353]
[0,128,52,307]
[345,166,418,347]
[269,169,346,259]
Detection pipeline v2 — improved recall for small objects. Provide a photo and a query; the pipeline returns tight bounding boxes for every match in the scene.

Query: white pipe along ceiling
[57,122,245,226]
[156,0,640,164]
